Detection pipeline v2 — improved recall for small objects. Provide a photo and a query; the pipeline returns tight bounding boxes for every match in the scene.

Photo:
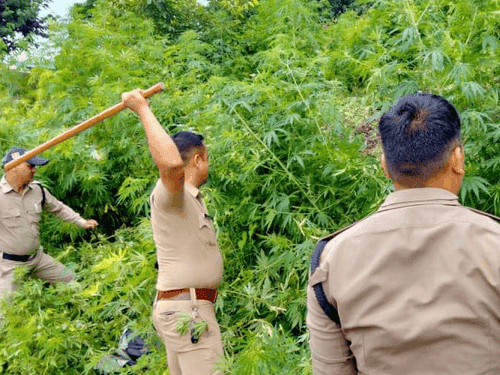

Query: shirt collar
[379,187,459,212]
[0,175,37,195]
[0,175,15,194]
[185,182,202,200]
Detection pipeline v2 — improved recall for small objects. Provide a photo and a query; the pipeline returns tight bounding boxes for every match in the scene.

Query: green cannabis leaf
[1,0,499,373]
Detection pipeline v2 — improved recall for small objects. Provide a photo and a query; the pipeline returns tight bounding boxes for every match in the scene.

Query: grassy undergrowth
[1,0,499,372]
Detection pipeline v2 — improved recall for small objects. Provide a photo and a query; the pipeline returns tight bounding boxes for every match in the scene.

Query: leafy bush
[1,0,499,372]
[0,220,166,374]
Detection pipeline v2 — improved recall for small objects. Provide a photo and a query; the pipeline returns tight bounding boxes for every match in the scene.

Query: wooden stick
[4,82,165,171]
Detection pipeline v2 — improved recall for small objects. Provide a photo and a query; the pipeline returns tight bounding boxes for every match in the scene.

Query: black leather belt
[2,252,35,262]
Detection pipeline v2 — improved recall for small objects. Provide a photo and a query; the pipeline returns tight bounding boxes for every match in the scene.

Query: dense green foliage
[0,0,499,373]
[325,0,356,17]
[0,0,50,53]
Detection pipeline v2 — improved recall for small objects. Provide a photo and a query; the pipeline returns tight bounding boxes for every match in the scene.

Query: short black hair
[379,93,461,186]
[171,131,205,163]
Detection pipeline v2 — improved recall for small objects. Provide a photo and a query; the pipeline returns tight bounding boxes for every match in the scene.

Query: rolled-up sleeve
[44,188,87,227]
[307,282,357,375]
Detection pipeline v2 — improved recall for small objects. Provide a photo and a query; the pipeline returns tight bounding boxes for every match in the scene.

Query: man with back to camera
[121,89,224,375]
[0,147,98,302]
[307,93,500,374]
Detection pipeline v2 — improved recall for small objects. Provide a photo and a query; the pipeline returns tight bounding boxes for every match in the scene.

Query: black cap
[2,147,49,167]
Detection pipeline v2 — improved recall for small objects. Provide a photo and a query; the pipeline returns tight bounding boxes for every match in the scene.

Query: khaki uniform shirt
[150,180,223,291]
[0,176,87,255]
[307,188,500,375]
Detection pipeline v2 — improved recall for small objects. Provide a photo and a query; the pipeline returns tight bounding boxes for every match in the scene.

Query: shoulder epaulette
[310,223,357,324]
[465,207,500,224]
[310,210,380,324]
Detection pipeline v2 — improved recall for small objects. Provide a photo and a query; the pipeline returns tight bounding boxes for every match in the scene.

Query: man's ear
[380,153,392,179]
[193,152,204,168]
[451,146,465,176]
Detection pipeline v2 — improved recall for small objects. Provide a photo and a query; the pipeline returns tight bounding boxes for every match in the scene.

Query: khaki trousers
[0,248,75,300]
[152,290,224,375]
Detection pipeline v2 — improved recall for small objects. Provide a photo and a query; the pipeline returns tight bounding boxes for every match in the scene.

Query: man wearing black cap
[0,147,98,301]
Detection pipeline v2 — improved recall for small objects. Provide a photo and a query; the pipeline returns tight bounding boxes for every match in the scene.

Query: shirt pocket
[1,208,22,228]
[199,214,217,247]
[27,203,42,224]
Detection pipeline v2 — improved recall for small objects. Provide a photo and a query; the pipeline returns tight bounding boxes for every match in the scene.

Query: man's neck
[5,174,26,194]
[184,168,202,189]
[393,175,460,196]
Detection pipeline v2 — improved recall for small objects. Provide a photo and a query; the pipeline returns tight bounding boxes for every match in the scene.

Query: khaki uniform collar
[0,175,15,194]
[1,175,39,195]
[185,182,202,200]
[379,187,460,213]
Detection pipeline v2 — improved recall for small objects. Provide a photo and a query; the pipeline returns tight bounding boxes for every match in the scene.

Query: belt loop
[153,290,158,309]
[189,288,199,321]
[189,288,198,308]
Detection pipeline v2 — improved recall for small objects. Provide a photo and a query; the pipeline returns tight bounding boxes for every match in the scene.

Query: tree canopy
[0,0,50,53]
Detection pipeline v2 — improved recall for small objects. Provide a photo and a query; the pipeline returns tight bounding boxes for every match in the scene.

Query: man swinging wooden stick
[0,83,164,307]
[121,88,224,375]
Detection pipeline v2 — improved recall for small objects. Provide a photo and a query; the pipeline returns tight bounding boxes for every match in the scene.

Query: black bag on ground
[95,328,150,373]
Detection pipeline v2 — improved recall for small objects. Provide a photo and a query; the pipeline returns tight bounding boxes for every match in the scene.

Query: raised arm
[122,89,184,194]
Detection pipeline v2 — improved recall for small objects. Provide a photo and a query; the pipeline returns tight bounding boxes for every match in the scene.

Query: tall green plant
[320,0,500,212]
[2,0,500,372]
